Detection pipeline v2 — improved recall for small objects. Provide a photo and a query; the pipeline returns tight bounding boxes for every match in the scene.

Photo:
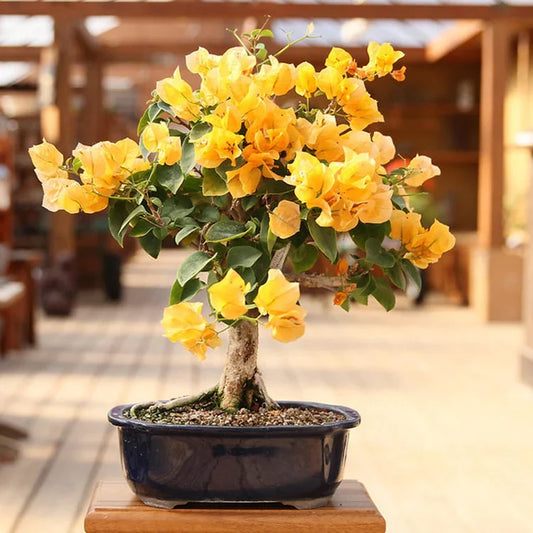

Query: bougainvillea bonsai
[29,27,455,416]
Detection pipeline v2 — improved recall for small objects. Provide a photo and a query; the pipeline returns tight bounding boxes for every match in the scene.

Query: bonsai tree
[29,28,455,415]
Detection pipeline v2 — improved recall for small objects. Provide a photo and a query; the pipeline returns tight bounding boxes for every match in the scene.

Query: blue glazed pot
[108,401,361,509]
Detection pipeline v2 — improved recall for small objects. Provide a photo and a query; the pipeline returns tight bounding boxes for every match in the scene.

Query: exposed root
[252,372,279,410]
[128,384,219,419]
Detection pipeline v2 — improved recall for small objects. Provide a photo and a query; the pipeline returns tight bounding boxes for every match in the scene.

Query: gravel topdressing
[130,404,346,427]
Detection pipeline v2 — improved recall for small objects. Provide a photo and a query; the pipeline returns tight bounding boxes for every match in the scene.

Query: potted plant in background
[28,26,455,509]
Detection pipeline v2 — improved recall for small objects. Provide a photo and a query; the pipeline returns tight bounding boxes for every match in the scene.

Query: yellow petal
[208,269,249,320]
[269,200,301,239]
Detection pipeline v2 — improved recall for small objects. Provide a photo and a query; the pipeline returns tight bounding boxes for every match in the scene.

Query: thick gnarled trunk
[218,320,276,411]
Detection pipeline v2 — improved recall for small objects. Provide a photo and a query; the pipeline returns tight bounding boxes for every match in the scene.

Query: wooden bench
[84,479,386,533]
[0,280,25,356]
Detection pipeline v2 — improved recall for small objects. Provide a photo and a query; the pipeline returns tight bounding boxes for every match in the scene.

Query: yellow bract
[28,140,66,181]
[295,62,317,98]
[405,155,441,187]
[161,302,221,361]
[269,200,301,239]
[208,269,250,320]
[254,269,300,317]
[141,122,182,165]
[255,269,306,343]
[364,42,405,78]
[390,209,456,269]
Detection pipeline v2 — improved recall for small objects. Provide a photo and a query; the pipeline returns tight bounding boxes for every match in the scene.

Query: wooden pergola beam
[74,20,101,59]
[0,2,532,20]
[101,44,427,65]
[425,20,482,63]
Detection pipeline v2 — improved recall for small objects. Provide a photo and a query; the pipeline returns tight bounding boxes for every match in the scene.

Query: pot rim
[108,400,361,435]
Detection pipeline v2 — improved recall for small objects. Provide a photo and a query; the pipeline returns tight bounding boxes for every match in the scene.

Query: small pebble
[131,403,345,427]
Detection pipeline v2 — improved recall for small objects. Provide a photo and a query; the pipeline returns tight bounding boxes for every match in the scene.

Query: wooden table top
[84,479,386,533]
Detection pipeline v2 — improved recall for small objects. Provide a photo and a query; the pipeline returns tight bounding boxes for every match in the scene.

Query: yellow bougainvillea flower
[389,209,423,244]
[424,220,456,256]
[325,47,353,74]
[41,178,79,213]
[28,140,67,181]
[63,183,110,214]
[73,138,142,191]
[372,132,396,166]
[141,122,182,165]
[208,269,250,320]
[266,305,306,343]
[269,200,301,239]
[254,269,301,317]
[357,186,393,224]
[316,66,343,99]
[161,302,221,361]
[254,56,296,97]
[156,67,200,121]
[225,162,262,198]
[344,93,384,131]
[185,47,221,77]
[193,127,244,168]
[285,152,335,205]
[364,42,405,78]
[295,61,317,98]
[405,155,441,187]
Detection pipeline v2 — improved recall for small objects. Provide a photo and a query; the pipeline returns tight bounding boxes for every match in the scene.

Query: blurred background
[0,1,532,532]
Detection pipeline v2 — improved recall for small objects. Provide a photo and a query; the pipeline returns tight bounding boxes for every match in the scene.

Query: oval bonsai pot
[108,400,361,509]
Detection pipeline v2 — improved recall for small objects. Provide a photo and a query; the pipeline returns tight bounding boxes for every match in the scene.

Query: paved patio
[0,249,532,532]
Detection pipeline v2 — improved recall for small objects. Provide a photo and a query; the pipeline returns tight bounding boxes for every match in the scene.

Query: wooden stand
[84,479,386,533]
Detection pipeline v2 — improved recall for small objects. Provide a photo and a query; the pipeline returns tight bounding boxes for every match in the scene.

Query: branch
[285,272,345,289]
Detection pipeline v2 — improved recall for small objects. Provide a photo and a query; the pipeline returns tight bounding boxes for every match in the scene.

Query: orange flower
[333,292,348,306]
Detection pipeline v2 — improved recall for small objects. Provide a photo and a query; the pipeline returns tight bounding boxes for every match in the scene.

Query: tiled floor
[0,249,532,532]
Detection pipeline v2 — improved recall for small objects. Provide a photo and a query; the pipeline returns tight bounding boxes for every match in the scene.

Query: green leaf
[152,163,184,194]
[400,258,422,291]
[196,205,220,223]
[350,222,390,249]
[180,137,195,174]
[189,122,212,141]
[340,296,351,312]
[290,244,319,273]
[205,220,250,243]
[392,195,407,210]
[307,216,337,263]
[267,228,277,254]
[227,246,263,269]
[137,103,160,135]
[177,251,214,285]
[108,199,131,246]
[139,231,162,259]
[157,100,176,116]
[256,48,267,61]
[161,197,194,222]
[174,225,199,246]
[241,196,259,211]
[384,262,407,291]
[169,278,204,305]
[365,238,395,268]
[182,174,202,193]
[356,273,377,297]
[129,218,156,237]
[202,168,228,196]
[118,205,147,238]
[371,277,396,311]
[258,29,274,38]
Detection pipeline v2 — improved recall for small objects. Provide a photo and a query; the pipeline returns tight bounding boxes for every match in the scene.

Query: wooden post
[39,18,77,260]
[477,20,509,249]
[518,133,533,385]
[85,57,104,143]
[470,20,524,321]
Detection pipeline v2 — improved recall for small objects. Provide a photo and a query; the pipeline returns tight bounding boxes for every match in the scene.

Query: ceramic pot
[108,400,360,509]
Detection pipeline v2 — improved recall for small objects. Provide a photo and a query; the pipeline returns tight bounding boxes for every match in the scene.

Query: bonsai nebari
[29,28,455,415]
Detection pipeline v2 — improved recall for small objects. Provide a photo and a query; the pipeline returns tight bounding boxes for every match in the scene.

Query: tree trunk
[218,319,277,411]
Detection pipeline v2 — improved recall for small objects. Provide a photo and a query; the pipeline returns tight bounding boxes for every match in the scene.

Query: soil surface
[129,403,346,427]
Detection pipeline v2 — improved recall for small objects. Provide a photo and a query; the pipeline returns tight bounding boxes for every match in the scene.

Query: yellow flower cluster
[161,302,221,361]
[151,43,403,203]
[28,138,148,214]
[162,268,306,356]
[390,210,456,269]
